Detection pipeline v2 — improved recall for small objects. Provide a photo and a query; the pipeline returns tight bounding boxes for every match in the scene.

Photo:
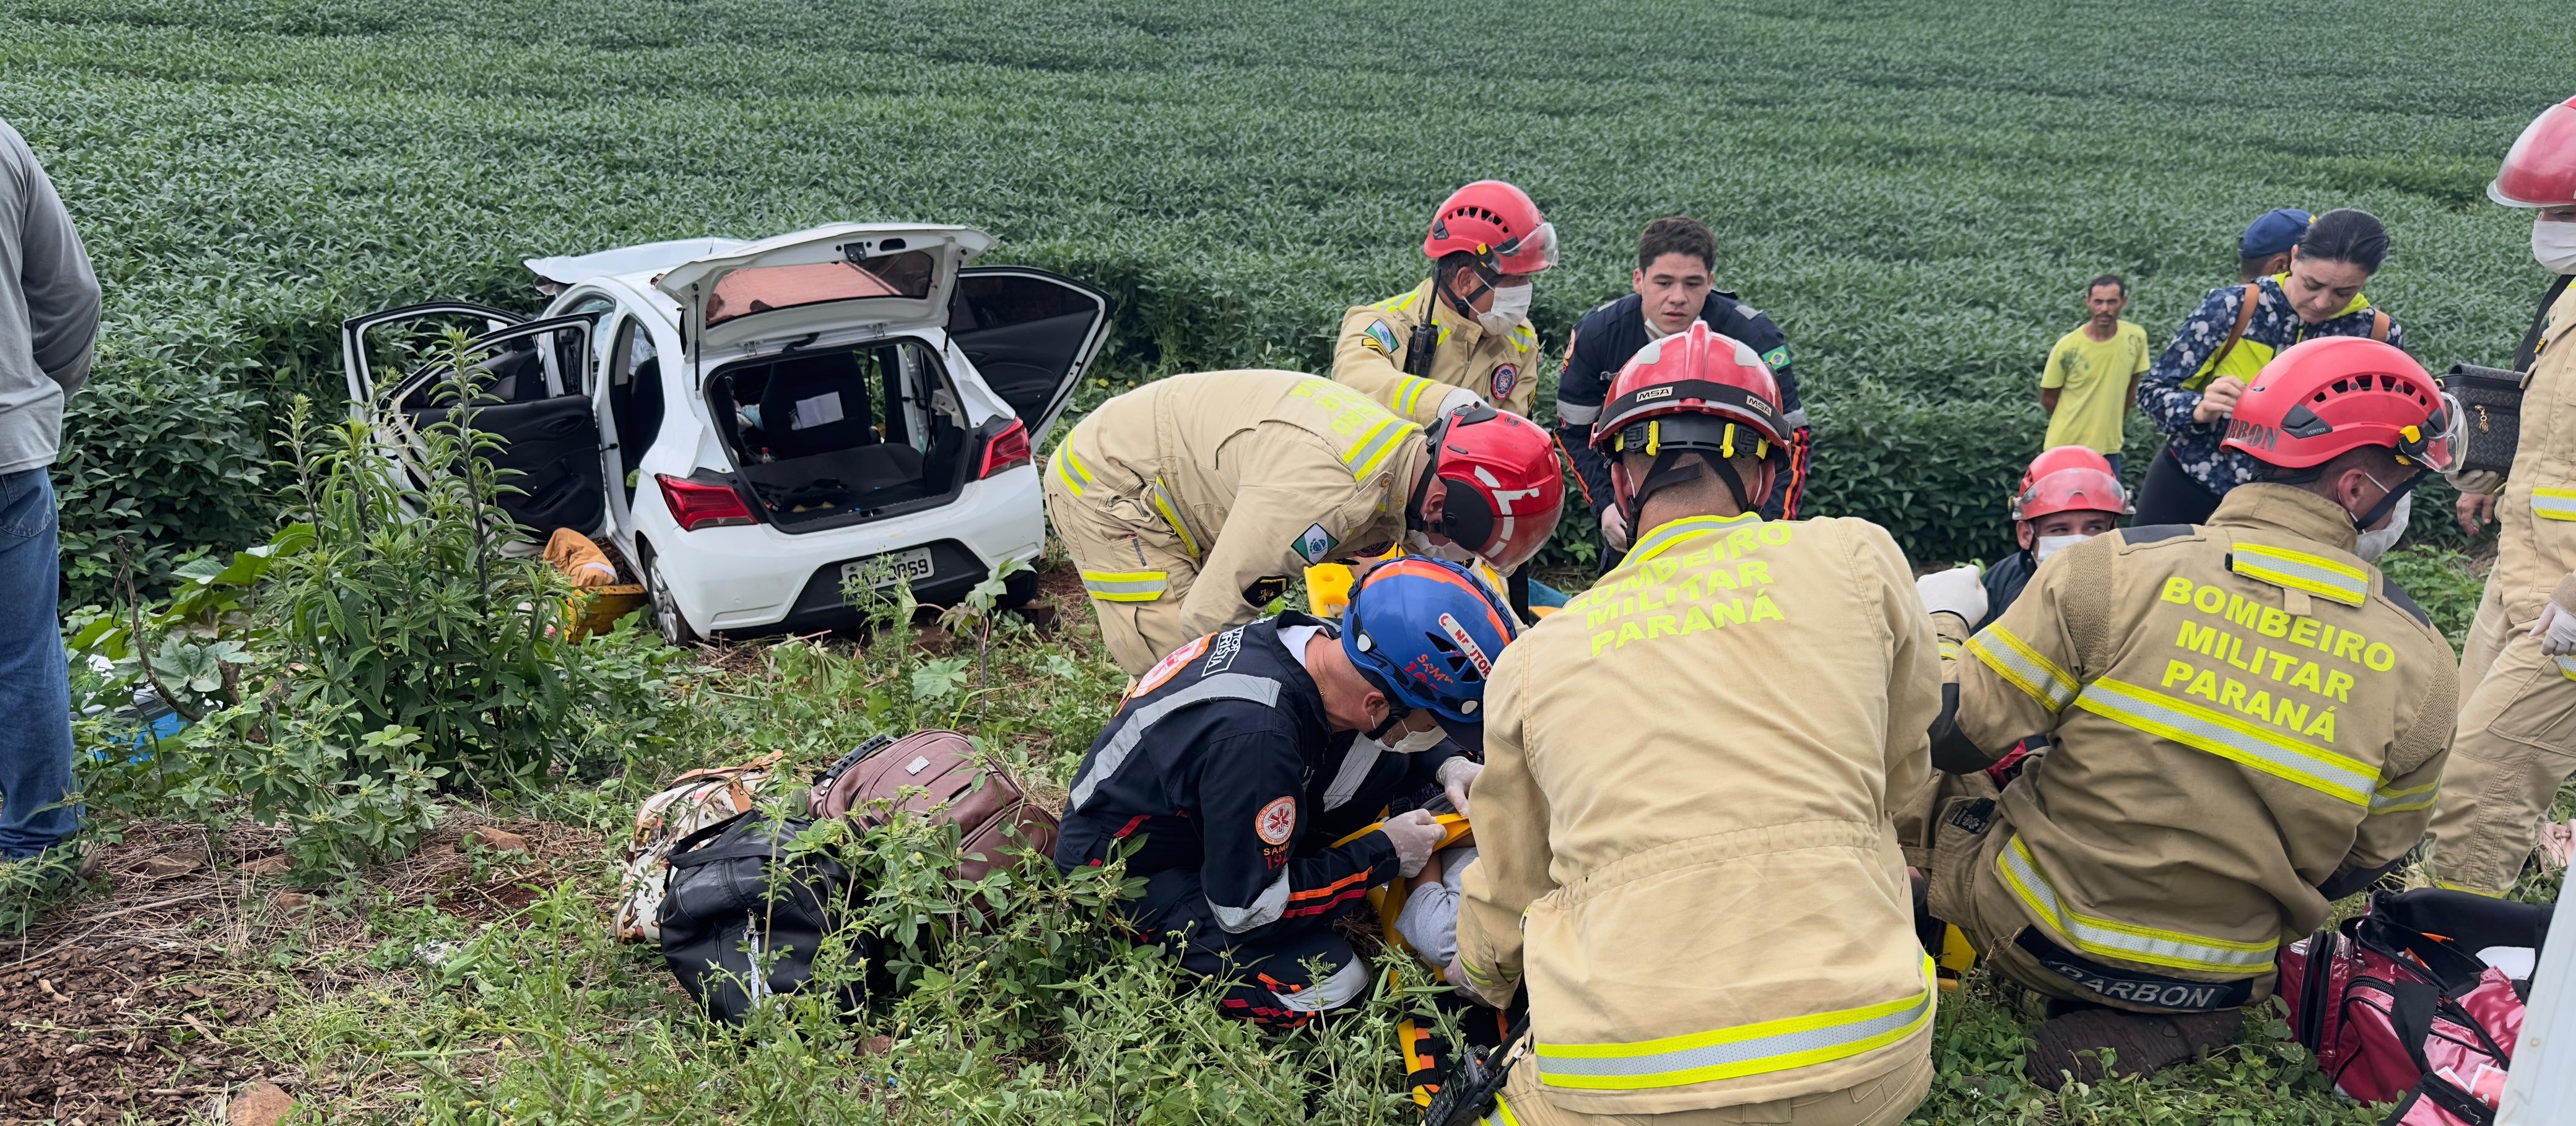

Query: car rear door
[945,266,1112,445]
[375,316,607,539]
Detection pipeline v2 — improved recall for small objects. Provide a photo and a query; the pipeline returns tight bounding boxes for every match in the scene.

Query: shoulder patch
[1132,633,1212,698]
[2120,524,2197,545]
[2378,578,2432,627]
[1490,364,1519,401]
[1240,575,1290,611]
[1255,796,1297,846]
[1761,345,1790,371]
[1290,522,1338,565]
[1362,319,1399,356]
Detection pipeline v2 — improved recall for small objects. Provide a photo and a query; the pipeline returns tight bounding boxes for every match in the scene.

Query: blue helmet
[1341,557,1519,724]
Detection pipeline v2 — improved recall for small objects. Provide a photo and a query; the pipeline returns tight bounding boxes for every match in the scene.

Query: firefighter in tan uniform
[1451,324,1941,1126]
[2429,97,2576,895]
[1044,370,1564,675]
[1333,180,1555,425]
[1913,336,2460,1088]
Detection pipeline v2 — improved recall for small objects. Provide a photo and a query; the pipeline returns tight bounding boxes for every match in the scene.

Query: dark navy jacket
[1555,292,1809,524]
[1055,615,1454,940]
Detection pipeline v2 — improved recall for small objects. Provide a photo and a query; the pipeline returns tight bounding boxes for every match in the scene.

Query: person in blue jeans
[0,116,102,869]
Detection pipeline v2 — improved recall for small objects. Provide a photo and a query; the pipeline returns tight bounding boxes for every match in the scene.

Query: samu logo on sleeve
[1255,797,1298,846]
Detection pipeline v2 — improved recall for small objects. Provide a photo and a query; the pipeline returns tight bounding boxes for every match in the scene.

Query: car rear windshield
[703,249,938,327]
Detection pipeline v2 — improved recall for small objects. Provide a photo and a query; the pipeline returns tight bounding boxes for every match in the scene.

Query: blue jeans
[0,468,75,858]
[2103,451,2125,480]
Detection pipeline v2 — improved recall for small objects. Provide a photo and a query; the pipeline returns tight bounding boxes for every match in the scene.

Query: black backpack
[656,811,876,1024]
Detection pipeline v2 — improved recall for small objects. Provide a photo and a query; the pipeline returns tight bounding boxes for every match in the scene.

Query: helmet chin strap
[1621,451,1758,531]
[2352,468,2426,532]
[1440,258,1497,319]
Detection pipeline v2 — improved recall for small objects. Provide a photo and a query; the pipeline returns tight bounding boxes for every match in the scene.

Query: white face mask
[2032,534,2092,564]
[2355,492,2410,562]
[1407,530,1482,566]
[2535,218,2576,275]
[1385,725,1450,754]
[1477,283,1533,336]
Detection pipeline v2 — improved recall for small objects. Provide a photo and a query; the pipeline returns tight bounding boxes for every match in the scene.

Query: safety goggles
[1492,222,1559,273]
[2395,391,2461,473]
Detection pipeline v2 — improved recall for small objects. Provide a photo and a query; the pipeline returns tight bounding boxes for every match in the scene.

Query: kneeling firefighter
[1053,558,1514,1026]
[1913,336,2461,1088]
[1450,323,1943,1126]
[1046,369,1562,677]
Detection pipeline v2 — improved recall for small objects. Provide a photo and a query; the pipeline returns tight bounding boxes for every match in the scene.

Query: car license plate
[842,547,935,591]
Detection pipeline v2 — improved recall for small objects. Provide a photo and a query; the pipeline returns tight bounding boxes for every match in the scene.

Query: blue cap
[2240,209,2313,258]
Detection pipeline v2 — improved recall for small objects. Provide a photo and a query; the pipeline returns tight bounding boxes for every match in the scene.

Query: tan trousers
[1481,1052,1932,1126]
[2427,577,2576,894]
[1043,467,1204,677]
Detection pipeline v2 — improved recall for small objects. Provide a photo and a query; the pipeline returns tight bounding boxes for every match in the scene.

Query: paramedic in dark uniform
[1053,558,1516,1025]
[1556,217,1809,573]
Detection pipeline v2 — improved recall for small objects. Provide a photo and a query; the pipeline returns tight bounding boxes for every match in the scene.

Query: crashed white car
[342,223,1109,643]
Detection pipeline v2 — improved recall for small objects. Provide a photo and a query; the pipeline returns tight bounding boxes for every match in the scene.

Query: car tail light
[656,474,756,531]
[976,419,1032,480]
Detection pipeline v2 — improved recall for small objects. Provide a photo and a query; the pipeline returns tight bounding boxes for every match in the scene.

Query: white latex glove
[2532,574,2576,657]
[1380,809,1443,879]
[2450,469,2505,495]
[1599,503,1632,551]
[1915,564,1988,625]
[1437,756,1482,816]
[1438,386,1486,420]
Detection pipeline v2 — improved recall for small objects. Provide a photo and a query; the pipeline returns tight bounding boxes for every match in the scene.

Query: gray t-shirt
[1393,844,1477,966]
[0,118,102,476]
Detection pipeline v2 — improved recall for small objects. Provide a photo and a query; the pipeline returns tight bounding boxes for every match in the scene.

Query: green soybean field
[4,0,2571,1123]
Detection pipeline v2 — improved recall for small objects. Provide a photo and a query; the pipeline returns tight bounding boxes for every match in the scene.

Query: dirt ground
[2,818,598,1125]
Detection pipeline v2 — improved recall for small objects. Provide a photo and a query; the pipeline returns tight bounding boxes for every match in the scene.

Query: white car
[342,223,1110,644]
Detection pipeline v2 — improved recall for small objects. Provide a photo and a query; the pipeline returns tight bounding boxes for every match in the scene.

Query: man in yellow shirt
[2039,275,2151,477]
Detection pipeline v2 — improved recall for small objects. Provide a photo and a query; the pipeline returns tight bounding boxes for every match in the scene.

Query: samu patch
[1362,319,1399,356]
[1489,365,1519,401]
[1131,633,1212,698]
[1255,797,1298,846]
[1291,522,1338,565]
[1762,345,1791,371]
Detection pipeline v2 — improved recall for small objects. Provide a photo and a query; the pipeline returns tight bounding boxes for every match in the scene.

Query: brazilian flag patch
[1762,345,1791,371]
[1363,319,1400,356]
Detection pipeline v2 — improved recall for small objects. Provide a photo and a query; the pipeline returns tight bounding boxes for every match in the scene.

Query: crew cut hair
[1637,217,1717,272]
[2297,209,2390,273]
[2087,274,2126,295]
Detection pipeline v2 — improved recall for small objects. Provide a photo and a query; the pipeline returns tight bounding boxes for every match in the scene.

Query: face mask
[1408,530,1482,566]
[2536,219,2576,275]
[1477,283,1533,336]
[2032,534,2092,564]
[1386,725,1450,754]
[2355,492,2410,561]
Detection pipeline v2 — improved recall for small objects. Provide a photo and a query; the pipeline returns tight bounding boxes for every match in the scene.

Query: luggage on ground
[656,810,874,1024]
[806,730,1057,882]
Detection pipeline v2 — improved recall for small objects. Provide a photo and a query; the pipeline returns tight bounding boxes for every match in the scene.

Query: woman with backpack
[2133,209,2404,526]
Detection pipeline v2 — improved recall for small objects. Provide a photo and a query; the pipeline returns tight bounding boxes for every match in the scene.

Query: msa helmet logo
[1633,386,1674,402]
[1438,613,1493,676]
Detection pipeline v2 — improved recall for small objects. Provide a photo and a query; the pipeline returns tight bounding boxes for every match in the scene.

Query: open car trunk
[704,336,971,532]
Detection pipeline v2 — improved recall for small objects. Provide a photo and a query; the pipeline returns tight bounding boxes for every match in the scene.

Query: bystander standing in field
[0,117,102,882]
[2037,275,2148,478]
[2133,209,2401,526]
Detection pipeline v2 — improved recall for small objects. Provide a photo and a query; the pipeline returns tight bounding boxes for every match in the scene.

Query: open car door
[342,301,524,408]
[373,316,607,540]
[946,266,1111,445]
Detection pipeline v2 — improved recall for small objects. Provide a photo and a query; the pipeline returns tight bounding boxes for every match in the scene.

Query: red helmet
[2492,97,2576,209]
[2012,446,2131,522]
[1409,405,1564,572]
[1423,181,1558,275]
[1590,323,1787,518]
[2221,337,2457,472]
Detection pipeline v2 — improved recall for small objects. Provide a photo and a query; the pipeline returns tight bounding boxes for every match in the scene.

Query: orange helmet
[2492,97,2576,209]
[1590,323,1786,520]
[2011,446,2131,523]
[1423,181,1558,274]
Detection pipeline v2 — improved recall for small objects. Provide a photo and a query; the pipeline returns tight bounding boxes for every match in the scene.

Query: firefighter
[1451,323,1942,1126]
[2429,94,2576,895]
[1053,557,1514,1026]
[1557,216,1812,569]
[1915,336,2460,1088]
[1978,446,2132,629]
[1333,181,1555,425]
[1046,369,1562,677]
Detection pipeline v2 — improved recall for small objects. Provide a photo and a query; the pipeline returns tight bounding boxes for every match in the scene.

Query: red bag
[2278,890,2548,1125]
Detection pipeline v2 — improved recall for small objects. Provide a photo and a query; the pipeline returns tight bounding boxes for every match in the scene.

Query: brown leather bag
[805,730,1057,882]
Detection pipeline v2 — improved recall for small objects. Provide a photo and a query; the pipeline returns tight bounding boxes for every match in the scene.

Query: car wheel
[999,568,1040,609]
[644,553,698,647]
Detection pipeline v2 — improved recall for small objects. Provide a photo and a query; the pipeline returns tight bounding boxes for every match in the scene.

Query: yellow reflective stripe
[1149,479,1201,559]
[1624,513,1760,566]
[1392,375,1438,418]
[1511,324,1536,352]
[1479,1095,1521,1126]
[1381,288,1422,314]
[1535,958,1934,1091]
[1079,569,1166,602]
[1997,836,2277,973]
[2435,879,2509,898]
[2535,487,2576,521]
[1437,324,1454,347]
[1342,417,1416,482]
[1938,641,1963,661]
[2230,544,2369,606]
[1051,446,1095,497]
[2370,778,2439,815]
[2073,678,2378,806]
[1965,625,2079,712]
